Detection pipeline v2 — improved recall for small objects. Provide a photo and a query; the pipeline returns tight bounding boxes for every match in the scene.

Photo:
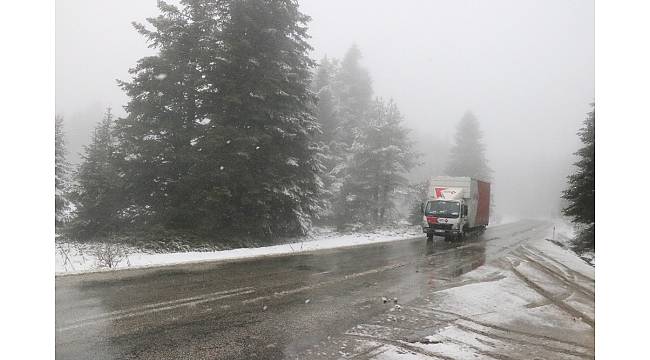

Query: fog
[56,0,594,219]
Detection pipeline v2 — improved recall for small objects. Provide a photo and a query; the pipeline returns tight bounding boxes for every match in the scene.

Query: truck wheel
[457,227,465,241]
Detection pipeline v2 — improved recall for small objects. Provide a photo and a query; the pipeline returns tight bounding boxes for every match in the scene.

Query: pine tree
[203,0,323,237]
[116,0,323,238]
[55,115,69,225]
[70,108,124,240]
[562,104,595,252]
[312,46,374,223]
[311,56,342,218]
[445,111,492,181]
[332,44,372,147]
[337,99,416,227]
[312,56,339,143]
[116,0,225,230]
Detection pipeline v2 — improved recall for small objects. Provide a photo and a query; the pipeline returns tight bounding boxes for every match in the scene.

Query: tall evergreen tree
[336,99,416,227]
[562,104,595,252]
[312,56,338,142]
[116,0,225,230]
[69,108,124,240]
[312,46,374,221]
[311,56,342,217]
[332,44,372,146]
[116,0,323,238]
[55,115,69,225]
[445,111,492,181]
[202,0,323,236]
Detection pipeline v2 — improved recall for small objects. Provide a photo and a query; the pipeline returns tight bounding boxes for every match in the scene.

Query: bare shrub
[93,242,127,269]
[56,242,76,272]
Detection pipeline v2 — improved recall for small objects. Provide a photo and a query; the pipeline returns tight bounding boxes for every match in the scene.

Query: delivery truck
[421,176,490,241]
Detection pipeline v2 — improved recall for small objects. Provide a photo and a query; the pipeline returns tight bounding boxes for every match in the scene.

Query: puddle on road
[422,237,487,280]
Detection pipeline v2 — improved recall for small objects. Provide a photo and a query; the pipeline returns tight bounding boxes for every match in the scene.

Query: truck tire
[460,226,466,240]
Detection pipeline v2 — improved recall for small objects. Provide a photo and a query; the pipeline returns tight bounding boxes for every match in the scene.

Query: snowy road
[55,220,581,359]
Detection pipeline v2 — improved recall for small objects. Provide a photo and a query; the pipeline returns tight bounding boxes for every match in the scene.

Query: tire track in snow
[405,306,593,351]
[508,260,595,328]
[517,248,594,298]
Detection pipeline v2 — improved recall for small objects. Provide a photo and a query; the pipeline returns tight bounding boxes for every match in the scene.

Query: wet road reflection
[55,220,548,359]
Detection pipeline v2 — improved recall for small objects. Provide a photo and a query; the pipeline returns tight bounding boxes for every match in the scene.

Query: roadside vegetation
[54,0,492,251]
[562,104,595,256]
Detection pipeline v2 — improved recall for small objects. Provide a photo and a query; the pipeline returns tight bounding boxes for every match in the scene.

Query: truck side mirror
[462,205,468,216]
[420,203,424,214]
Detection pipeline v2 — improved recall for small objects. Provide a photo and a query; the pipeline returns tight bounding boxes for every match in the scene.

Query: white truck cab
[422,199,469,236]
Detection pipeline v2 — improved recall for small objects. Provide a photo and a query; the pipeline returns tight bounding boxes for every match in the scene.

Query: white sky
[56,0,594,218]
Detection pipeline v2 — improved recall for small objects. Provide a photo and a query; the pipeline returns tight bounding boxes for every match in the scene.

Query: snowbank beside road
[323,233,595,360]
[55,226,422,275]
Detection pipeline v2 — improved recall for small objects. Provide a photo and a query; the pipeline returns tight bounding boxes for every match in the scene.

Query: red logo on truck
[426,216,449,224]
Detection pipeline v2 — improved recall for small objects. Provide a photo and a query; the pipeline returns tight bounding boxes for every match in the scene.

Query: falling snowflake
[255,146,260,150]
[226,140,231,144]
[155,73,167,80]
[219,166,225,171]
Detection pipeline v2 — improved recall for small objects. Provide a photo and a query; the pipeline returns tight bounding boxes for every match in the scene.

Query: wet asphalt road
[55,220,550,359]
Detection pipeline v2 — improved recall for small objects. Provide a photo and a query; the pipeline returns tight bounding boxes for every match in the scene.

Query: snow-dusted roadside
[55,226,421,275]
[300,224,595,359]
[403,238,595,359]
[547,218,595,266]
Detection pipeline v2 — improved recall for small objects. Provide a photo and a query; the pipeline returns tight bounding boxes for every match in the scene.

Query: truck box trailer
[422,176,490,241]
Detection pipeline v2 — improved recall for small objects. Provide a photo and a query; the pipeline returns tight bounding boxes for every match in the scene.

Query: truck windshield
[425,200,460,218]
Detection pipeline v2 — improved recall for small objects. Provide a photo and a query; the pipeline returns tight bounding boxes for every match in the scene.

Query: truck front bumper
[423,226,460,235]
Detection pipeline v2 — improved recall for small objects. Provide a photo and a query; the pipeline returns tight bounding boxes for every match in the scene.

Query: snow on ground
[55,226,421,275]
[548,218,595,266]
[553,218,577,240]
[317,229,595,359]
[408,239,595,359]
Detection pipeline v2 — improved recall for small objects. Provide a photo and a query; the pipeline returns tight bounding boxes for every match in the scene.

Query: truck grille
[428,223,453,230]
